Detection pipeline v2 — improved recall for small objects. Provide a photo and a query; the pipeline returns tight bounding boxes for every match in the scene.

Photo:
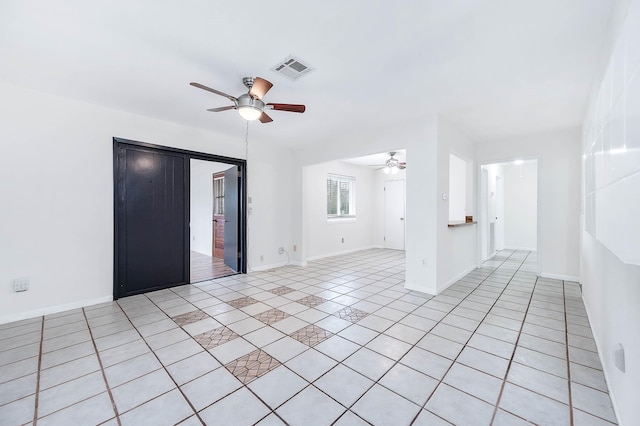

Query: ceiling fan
[190,77,305,123]
[371,152,406,174]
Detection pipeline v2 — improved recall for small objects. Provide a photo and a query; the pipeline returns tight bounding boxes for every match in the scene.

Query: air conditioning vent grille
[272,55,314,81]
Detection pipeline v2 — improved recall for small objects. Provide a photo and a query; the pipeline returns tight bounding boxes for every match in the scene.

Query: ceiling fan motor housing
[237,94,264,110]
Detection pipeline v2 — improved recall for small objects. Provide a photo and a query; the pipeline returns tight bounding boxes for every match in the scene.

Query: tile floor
[0,249,618,425]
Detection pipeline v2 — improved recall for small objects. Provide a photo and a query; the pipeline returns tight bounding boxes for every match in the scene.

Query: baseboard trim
[306,246,382,262]
[504,246,537,251]
[437,264,477,293]
[0,295,113,325]
[581,295,622,425]
[539,272,580,282]
[404,282,436,296]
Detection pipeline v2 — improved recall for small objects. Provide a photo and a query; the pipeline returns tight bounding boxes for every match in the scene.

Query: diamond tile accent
[225,349,281,384]
[290,325,334,347]
[227,297,260,309]
[254,308,291,325]
[297,295,328,308]
[334,306,369,323]
[172,310,210,326]
[269,286,295,296]
[194,327,240,350]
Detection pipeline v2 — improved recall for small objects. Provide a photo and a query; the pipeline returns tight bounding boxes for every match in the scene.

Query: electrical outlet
[13,278,29,292]
[278,247,284,255]
[341,238,344,243]
[260,255,264,261]
[293,245,297,252]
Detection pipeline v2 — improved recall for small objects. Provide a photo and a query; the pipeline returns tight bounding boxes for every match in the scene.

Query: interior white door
[384,180,405,250]
[495,175,504,251]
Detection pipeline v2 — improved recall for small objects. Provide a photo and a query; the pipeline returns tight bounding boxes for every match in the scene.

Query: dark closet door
[223,165,239,272]
[115,144,188,297]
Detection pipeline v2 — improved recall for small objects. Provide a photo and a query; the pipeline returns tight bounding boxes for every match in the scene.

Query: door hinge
[238,170,242,178]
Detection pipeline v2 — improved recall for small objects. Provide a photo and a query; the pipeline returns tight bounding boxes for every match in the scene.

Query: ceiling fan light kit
[237,94,264,121]
[384,164,400,174]
[190,76,305,123]
[379,152,406,174]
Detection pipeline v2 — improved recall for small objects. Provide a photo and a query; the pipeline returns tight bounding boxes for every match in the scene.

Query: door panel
[115,145,187,297]
[213,173,225,258]
[384,180,405,250]
[213,214,225,258]
[223,166,239,271]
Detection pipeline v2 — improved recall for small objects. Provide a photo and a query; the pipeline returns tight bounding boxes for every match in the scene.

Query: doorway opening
[479,159,539,270]
[113,138,246,299]
[189,159,237,282]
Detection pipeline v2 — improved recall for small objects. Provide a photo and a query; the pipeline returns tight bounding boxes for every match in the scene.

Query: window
[327,174,356,219]
[214,176,225,215]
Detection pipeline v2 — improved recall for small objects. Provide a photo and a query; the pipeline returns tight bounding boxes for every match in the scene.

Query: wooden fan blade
[249,77,273,100]
[266,103,306,113]
[399,165,407,170]
[258,112,273,123]
[190,82,237,102]
[206,106,236,112]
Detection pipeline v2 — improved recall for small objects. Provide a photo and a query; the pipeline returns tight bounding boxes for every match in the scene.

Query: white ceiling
[0,1,617,148]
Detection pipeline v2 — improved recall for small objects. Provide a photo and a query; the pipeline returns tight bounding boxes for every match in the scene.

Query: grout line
[32,316,44,425]
[412,251,528,425]
[117,296,207,425]
[563,279,575,425]
[82,308,122,426]
[490,251,540,424]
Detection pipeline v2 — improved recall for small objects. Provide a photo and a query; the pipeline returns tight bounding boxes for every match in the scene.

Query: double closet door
[113,138,245,299]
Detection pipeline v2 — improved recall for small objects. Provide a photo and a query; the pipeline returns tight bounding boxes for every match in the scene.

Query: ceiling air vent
[272,55,314,81]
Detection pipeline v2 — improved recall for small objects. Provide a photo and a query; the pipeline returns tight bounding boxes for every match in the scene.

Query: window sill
[327,217,357,224]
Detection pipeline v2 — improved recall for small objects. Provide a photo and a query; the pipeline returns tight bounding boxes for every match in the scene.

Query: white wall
[476,128,581,280]
[436,118,477,291]
[581,1,640,424]
[303,161,376,260]
[503,161,537,250]
[189,159,231,256]
[246,141,297,271]
[0,81,295,323]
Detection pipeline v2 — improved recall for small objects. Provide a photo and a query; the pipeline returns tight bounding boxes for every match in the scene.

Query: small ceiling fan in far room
[189,76,305,123]
[370,152,406,174]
